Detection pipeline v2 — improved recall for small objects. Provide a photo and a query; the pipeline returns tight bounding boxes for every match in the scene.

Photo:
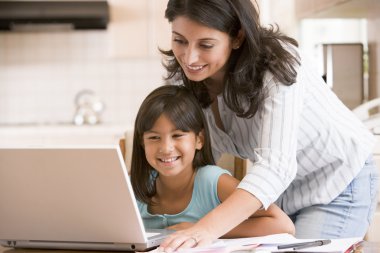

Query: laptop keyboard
[146,232,160,238]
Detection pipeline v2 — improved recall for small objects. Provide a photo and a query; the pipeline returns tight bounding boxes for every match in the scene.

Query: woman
[158,0,379,251]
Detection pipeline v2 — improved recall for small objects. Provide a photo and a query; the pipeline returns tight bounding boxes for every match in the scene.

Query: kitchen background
[1,0,379,127]
[0,0,380,242]
[0,0,379,126]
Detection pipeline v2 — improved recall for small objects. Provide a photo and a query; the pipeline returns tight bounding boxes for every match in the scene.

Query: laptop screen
[0,146,148,245]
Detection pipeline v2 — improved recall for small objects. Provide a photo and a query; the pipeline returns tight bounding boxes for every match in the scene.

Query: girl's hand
[167,222,194,231]
[158,227,215,252]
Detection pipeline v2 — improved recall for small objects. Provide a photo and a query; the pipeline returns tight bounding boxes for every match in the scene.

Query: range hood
[0,0,110,30]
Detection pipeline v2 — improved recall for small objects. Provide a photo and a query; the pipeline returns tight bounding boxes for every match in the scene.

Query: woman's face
[171,16,233,83]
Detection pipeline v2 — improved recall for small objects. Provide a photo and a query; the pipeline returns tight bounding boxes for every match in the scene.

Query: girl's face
[171,16,234,83]
[142,114,204,178]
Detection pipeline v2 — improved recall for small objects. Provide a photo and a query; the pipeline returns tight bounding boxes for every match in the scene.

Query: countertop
[0,123,132,146]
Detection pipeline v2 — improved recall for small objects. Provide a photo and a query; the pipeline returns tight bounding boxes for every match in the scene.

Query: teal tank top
[137,165,231,229]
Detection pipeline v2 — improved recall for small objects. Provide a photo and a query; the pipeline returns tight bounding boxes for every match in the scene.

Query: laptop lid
[0,145,169,251]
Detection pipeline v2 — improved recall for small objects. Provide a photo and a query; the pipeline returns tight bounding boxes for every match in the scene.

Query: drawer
[366,205,380,242]
[373,155,380,203]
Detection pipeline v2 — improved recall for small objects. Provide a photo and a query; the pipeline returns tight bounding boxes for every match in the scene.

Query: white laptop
[0,146,172,251]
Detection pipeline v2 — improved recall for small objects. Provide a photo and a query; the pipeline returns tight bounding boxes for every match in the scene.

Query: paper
[223,233,298,246]
[140,240,258,253]
[140,233,294,253]
[140,234,362,253]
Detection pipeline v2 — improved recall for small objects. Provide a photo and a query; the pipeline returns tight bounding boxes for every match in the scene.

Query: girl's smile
[157,155,180,169]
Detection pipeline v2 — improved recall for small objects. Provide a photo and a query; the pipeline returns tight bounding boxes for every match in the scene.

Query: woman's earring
[233,44,240,50]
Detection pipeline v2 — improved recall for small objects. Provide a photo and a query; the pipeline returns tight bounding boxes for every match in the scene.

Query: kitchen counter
[0,124,132,146]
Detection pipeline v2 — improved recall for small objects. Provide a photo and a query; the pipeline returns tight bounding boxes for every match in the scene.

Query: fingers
[158,233,199,252]
[178,236,199,250]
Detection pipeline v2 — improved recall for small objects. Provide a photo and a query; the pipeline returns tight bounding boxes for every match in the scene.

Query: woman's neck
[204,69,225,99]
[204,79,224,100]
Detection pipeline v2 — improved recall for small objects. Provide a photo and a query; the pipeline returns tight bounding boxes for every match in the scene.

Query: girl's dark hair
[160,0,300,118]
[131,84,215,205]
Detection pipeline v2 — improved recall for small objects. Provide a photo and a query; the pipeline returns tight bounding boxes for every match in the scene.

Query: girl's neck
[149,169,196,215]
[155,169,196,200]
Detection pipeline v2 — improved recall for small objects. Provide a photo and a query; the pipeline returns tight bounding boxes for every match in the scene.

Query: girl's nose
[159,139,174,154]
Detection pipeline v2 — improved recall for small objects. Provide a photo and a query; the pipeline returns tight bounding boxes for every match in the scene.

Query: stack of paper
[141,233,362,253]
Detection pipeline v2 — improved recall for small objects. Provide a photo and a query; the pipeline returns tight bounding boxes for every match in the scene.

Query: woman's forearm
[222,215,295,238]
[194,188,263,238]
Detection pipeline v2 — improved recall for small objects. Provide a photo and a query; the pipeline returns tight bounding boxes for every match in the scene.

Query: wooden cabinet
[295,0,379,19]
[295,0,349,18]
[107,0,171,58]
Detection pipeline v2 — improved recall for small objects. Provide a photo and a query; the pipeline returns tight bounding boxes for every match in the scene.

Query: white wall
[0,31,165,126]
[0,0,171,127]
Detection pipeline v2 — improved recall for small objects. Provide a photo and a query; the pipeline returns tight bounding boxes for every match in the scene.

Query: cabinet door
[108,0,170,57]
[150,0,171,57]
[366,212,380,242]
[366,138,380,242]
[373,155,380,203]
[295,0,351,18]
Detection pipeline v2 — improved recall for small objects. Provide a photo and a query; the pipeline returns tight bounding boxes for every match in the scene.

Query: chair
[118,137,247,180]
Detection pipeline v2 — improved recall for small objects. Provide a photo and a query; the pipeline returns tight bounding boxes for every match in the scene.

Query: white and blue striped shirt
[203,53,376,215]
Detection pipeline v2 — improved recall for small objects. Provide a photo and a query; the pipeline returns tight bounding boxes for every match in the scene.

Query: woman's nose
[185,46,199,65]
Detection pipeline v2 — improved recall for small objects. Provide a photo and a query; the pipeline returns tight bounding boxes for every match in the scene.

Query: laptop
[0,145,172,251]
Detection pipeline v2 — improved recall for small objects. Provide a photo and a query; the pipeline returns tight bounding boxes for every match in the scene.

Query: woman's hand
[158,226,215,252]
[158,189,263,252]
[167,222,194,231]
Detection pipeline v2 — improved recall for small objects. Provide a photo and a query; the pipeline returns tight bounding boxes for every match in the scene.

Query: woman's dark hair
[131,84,215,205]
[160,0,300,118]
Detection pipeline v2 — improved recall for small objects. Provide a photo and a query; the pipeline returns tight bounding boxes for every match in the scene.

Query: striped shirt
[202,52,376,215]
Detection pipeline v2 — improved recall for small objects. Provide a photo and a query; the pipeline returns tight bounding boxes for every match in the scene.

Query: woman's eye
[200,43,213,49]
[173,38,186,45]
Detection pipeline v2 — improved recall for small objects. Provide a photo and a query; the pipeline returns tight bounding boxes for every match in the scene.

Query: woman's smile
[186,64,206,71]
[184,64,207,76]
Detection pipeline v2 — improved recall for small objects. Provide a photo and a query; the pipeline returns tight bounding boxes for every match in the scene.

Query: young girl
[130,85,294,239]
[159,0,379,250]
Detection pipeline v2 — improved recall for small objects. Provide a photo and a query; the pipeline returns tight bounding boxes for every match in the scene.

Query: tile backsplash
[0,30,166,126]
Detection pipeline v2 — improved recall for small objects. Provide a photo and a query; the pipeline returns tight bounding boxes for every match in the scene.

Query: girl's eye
[146,135,160,140]
[173,131,187,138]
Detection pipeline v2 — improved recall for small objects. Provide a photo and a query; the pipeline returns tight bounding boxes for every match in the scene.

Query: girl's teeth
[161,157,177,162]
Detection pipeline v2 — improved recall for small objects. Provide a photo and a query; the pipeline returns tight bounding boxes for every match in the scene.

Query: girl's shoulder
[194,165,233,199]
[196,165,232,180]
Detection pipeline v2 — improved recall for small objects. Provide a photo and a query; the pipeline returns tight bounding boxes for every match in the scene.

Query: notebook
[0,145,172,251]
